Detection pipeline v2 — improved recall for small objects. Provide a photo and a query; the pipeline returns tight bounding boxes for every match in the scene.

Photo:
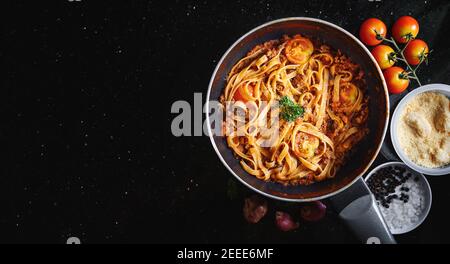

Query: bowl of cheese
[391,83,450,176]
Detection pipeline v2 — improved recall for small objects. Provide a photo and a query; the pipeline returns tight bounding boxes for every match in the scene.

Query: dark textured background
[1,0,449,243]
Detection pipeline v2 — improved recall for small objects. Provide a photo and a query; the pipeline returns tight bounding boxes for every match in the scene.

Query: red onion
[275,211,299,232]
[300,201,327,222]
[243,195,268,224]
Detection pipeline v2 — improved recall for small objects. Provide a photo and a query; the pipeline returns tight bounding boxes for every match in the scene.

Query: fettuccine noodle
[221,35,369,185]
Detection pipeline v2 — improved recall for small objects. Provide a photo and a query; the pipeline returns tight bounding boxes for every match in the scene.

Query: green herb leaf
[279,96,304,122]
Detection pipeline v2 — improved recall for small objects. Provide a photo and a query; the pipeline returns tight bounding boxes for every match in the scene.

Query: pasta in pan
[220,35,369,185]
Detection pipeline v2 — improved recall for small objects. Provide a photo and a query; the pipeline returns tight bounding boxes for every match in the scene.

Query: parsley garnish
[279,96,304,122]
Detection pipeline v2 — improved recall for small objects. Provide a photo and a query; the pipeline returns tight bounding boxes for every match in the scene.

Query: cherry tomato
[285,35,314,64]
[233,83,254,102]
[404,39,429,65]
[383,66,409,94]
[295,132,319,159]
[340,83,359,105]
[371,45,396,70]
[392,16,419,44]
[359,18,387,46]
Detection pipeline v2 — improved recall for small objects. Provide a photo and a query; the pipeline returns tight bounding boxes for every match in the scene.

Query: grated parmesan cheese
[397,92,450,168]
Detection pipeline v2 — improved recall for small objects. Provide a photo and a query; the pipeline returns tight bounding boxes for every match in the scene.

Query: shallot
[300,201,327,222]
[243,195,268,224]
[275,211,299,232]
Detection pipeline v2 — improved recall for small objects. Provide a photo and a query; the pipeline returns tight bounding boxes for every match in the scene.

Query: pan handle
[329,177,396,244]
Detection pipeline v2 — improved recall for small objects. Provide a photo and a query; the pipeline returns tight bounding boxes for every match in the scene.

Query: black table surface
[2,0,450,243]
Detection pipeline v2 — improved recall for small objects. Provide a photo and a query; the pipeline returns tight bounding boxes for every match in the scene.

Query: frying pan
[206,18,394,243]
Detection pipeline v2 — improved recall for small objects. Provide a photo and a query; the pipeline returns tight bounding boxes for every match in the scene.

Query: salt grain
[379,179,425,233]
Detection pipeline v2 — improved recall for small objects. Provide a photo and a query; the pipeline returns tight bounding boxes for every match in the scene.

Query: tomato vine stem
[376,34,422,86]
